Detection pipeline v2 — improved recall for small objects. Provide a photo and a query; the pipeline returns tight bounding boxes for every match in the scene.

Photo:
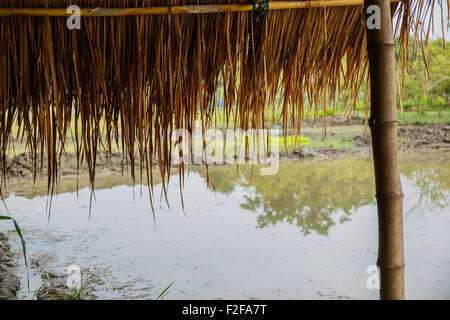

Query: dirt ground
[280,123,450,160]
[0,233,20,300]
[4,123,450,179]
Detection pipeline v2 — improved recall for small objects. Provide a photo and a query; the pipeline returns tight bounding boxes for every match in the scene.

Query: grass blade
[0,215,30,292]
[156,281,175,300]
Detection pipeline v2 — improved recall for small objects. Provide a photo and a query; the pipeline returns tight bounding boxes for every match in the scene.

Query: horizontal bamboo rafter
[0,0,401,16]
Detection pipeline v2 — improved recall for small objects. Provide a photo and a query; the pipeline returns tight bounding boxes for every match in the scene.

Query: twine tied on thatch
[252,0,270,18]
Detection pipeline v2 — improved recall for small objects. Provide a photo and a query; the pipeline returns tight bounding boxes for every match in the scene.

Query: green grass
[308,136,355,149]
[156,281,175,300]
[0,214,30,291]
[398,109,450,124]
[270,135,311,151]
[274,135,310,145]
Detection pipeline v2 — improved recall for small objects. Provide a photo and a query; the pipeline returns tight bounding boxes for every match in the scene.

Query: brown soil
[0,233,20,300]
[353,123,450,149]
[282,123,450,160]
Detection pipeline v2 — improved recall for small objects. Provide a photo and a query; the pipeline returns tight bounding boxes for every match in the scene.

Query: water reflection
[4,156,449,236]
[1,153,449,299]
[401,161,450,212]
[195,157,449,235]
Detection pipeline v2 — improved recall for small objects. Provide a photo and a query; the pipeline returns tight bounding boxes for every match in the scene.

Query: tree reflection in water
[401,160,450,214]
[4,154,448,236]
[196,157,449,236]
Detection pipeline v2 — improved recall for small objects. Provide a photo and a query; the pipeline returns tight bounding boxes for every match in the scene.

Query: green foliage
[399,38,449,110]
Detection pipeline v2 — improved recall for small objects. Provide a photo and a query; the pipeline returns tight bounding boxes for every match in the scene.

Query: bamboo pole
[364,0,405,300]
[0,0,400,16]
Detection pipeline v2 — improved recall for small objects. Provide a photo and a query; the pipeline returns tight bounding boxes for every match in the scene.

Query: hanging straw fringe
[0,0,442,209]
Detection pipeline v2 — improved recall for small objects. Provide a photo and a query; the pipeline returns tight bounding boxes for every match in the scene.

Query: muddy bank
[0,233,20,300]
[5,151,127,179]
[280,123,450,160]
[300,123,450,149]
[353,123,450,149]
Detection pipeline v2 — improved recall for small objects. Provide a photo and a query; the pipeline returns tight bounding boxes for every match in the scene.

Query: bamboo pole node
[366,42,396,49]
[368,119,398,131]
[375,193,404,199]
[377,260,406,270]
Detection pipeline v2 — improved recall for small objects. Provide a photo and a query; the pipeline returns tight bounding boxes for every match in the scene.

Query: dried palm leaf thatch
[0,0,443,206]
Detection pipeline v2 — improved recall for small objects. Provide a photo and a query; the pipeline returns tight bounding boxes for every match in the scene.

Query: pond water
[1,152,449,299]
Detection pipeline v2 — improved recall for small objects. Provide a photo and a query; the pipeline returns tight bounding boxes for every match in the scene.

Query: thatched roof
[0,1,441,204]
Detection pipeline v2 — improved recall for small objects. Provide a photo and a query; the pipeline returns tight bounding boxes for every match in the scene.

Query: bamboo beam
[0,0,400,17]
[364,0,405,300]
